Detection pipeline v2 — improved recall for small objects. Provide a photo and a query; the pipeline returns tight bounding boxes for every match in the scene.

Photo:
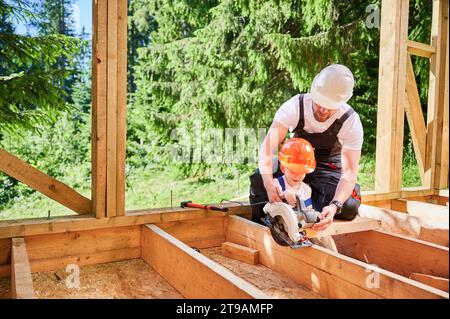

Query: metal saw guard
[263,202,303,243]
[263,201,319,241]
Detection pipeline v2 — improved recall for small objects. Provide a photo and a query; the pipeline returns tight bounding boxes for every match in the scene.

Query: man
[250,64,363,232]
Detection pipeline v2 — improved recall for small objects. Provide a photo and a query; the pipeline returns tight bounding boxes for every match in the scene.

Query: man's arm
[312,147,361,231]
[258,120,289,203]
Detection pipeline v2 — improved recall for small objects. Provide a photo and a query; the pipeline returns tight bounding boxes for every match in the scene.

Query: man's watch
[330,200,343,214]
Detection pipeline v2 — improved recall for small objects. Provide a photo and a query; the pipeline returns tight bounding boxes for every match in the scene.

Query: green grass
[0,154,422,221]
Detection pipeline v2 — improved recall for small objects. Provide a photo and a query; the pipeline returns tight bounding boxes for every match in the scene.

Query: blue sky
[16,0,92,36]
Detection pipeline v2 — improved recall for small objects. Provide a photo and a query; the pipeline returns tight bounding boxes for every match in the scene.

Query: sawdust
[201,247,324,299]
[0,277,11,299]
[32,259,183,299]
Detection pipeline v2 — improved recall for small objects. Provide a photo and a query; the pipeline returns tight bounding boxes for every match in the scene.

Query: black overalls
[249,94,361,224]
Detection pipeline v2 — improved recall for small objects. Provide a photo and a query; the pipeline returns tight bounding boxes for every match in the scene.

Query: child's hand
[284,190,297,207]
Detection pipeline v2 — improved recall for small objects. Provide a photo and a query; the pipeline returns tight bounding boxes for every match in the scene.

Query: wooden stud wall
[376,0,449,193]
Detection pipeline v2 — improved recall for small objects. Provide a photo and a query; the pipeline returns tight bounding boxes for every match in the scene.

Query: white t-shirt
[273,176,313,209]
[274,93,364,151]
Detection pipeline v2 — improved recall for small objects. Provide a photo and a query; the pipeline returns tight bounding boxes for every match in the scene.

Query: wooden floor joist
[397,200,449,225]
[358,204,449,247]
[141,224,269,299]
[226,216,448,299]
[409,273,449,292]
[11,238,36,299]
[333,230,449,278]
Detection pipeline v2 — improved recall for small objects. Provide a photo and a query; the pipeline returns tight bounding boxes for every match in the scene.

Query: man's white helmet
[310,64,355,110]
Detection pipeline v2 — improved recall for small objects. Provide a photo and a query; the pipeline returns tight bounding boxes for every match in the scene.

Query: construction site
[0,0,448,299]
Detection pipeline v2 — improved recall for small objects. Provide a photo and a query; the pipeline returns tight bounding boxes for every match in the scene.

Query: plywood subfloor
[0,277,11,299]
[201,247,324,299]
[32,259,183,299]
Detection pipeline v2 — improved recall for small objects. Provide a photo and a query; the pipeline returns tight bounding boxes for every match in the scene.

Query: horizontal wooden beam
[226,216,448,298]
[407,40,436,58]
[409,273,449,292]
[396,200,449,224]
[141,224,268,299]
[359,204,449,247]
[334,230,449,278]
[308,216,380,237]
[158,216,226,249]
[11,238,36,299]
[0,148,91,215]
[0,203,248,239]
[362,188,435,203]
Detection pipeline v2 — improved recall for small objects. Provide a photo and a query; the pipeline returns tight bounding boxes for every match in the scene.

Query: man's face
[312,102,339,122]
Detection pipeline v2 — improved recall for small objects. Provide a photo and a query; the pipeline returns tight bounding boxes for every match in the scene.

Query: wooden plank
[407,40,436,58]
[106,0,118,218]
[226,215,448,298]
[405,54,427,181]
[0,203,248,239]
[333,230,449,278]
[29,247,140,274]
[409,273,449,292]
[391,198,408,212]
[92,0,108,219]
[359,204,449,247]
[419,228,449,247]
[375,0,409,193]
[141,224,269,299]
[436,19,449,189]
[116,0,127,216]
[24,226,140,261]
[431,195,449,206]
[425,0,448,189]
[157,216,226,249]
[222,242,259,265]
[307,216,380,237]
[405,200,449,225]
[0,148,91,215]
[11,238,36,299]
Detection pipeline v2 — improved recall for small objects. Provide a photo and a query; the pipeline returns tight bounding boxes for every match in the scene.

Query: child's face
[281,165,306,186]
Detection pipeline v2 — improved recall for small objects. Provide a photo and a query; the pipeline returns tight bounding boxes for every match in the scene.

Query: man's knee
[335,197,360,220]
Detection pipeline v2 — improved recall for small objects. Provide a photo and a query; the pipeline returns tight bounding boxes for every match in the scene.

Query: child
[275,138,316,209]
[277,138,338,252]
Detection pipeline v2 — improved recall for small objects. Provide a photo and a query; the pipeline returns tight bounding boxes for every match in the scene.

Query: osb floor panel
[201,247,324,299]
[32,259,183,299]
[0,277,11,299]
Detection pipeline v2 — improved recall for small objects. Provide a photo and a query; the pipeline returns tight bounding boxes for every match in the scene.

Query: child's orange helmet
[278,138,316,174]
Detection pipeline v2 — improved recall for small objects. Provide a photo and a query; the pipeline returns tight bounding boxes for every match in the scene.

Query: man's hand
[312,205,337,231]
[264,179,283,203]
[283,190,297,207]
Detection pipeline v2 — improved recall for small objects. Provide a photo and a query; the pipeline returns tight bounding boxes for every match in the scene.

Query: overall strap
[293,94,305,134]
[330,107,355,136]
[277,176,286,192]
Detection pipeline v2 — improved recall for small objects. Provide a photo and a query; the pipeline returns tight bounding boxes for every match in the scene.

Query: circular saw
[262,194,320,249]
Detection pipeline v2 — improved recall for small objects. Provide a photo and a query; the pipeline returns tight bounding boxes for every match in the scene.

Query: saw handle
[180,201,229,212]
[296,194,320,223]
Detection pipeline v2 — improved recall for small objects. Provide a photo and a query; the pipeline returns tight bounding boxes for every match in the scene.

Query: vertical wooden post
[375,0,410,193]
[106,0,118,218]
[437,25,449,190]
[92,0,108,219]
[116,0,128,216]
[426,0,449,190]
[92,0,127,218]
